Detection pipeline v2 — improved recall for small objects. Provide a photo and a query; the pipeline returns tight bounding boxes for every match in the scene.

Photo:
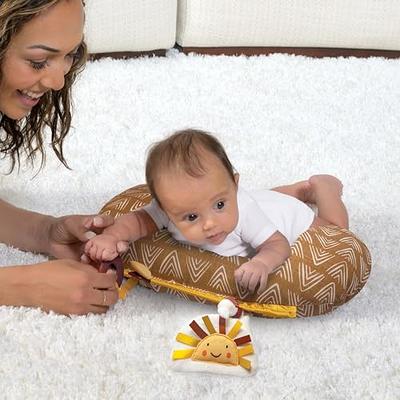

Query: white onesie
[143,186,315,257]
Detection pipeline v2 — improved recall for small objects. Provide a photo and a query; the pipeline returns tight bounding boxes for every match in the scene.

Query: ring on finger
[102,290,107,306]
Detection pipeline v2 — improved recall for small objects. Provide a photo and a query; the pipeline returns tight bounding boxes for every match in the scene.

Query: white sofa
[84,0,177,54]
[176,0,400,51]
[84,0,400,55]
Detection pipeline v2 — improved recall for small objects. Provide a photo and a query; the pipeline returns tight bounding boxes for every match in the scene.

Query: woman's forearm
[0,266,32,307]
[0,198,54,254]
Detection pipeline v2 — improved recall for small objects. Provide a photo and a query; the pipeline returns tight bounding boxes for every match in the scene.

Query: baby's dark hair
[146,129,236,204]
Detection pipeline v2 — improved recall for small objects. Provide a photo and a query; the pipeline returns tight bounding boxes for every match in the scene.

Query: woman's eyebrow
[27,43,81,53]
[27,44,59,53]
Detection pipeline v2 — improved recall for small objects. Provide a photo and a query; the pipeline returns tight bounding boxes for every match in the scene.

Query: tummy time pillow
[100,185,371,318]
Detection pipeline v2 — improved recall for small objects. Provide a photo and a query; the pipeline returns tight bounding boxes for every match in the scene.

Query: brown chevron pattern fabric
[100,185,372,317]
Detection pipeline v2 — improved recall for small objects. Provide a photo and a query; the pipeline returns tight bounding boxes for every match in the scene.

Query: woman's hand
[17,259,119,315]
[46,214,119,260]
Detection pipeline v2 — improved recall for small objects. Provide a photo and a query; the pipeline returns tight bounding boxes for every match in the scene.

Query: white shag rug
[0,50,399,400]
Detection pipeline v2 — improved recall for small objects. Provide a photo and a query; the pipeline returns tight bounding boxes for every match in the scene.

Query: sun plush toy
[171,299,257,376]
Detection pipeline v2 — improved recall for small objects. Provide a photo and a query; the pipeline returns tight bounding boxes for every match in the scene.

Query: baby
[84,129,348,294]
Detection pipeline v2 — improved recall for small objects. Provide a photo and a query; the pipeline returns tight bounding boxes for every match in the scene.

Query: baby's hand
[84,233,120,262]
[234,259,274,294]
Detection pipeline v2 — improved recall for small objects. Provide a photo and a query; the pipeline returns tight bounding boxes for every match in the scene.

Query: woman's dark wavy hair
[0,0,87,172]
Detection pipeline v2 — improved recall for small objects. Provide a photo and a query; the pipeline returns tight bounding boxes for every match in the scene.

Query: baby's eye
[215,201,225,210]
[186,214,198,222]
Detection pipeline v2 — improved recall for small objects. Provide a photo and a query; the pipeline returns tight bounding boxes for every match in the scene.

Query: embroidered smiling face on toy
[191,333,239,366]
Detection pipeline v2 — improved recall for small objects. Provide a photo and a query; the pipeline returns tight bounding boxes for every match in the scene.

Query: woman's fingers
[84,215,115,232]
[91,288,118,308]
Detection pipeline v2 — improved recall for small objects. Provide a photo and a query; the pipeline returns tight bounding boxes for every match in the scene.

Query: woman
[0,0,123,315]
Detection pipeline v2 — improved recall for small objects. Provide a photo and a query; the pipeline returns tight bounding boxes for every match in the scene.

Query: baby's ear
[234,173,240,185]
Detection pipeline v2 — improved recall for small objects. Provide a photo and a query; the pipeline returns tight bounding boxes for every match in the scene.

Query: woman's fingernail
[93,216,103,226]
[85,231,96,240]
[106,269,116,275]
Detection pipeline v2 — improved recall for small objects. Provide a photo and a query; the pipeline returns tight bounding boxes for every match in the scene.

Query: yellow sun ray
[238,344,254,357]
[172,348,195,360]
[239,357,252,371]
[227,320,242,339]
[176,332,200,347]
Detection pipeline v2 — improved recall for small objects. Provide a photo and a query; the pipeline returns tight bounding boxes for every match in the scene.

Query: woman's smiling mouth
[17,89,44,108]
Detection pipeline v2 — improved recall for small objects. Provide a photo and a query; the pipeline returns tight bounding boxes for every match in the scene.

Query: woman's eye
[30,60,48,70]
[216,201,225,210]
[186,214,198,222]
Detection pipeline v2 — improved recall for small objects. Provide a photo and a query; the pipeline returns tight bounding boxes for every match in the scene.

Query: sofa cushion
[176,0,400,51]
[84,0,177,53]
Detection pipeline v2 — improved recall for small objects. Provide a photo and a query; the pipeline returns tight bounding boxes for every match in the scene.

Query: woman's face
[0,0,84,120]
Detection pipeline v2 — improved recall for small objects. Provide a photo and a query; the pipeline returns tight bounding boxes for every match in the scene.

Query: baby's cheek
[226,352,231,359]
[202,350,207,357]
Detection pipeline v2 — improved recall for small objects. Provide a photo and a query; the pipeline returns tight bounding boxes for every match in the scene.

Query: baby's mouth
[211,353,221,358]
[207,232,224,243]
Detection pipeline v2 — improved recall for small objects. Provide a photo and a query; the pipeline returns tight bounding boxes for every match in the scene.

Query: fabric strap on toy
[119,260,297,318]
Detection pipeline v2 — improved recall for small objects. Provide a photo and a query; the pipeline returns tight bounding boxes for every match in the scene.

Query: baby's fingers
[102,248,118,261]
[248,273,261,293]
[237,269,253,292]
[257,273,269,294]
[84,240,93,255]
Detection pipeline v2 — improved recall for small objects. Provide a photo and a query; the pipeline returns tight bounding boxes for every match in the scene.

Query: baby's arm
[234,231,290,294]
[84,209,157,261]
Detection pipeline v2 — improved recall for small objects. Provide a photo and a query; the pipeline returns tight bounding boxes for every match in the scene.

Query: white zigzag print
[129,199,146,211]
[309,246,336,266]
[327,261,348,289]
[257,283,282,304]
[299,263,325,291]
[276,262,294,283]
[208,266,232,294]
[336,248,357,265]
[314,282,335,304]
[187,257,211,283]
[141,244,163,269]
[159,250,184,280]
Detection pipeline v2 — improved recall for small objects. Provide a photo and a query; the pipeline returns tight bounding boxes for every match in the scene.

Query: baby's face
[155,152,239,247]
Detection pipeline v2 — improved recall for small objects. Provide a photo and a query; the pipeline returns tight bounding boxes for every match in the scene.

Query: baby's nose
[203,216,216,230]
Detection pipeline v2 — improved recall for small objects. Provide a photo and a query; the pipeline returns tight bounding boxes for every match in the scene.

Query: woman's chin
[1,108,29,121]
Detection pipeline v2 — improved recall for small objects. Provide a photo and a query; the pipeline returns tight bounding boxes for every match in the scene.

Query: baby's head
[146,129,239,246]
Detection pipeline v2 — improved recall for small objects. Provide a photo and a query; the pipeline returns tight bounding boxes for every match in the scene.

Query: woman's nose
[40,62,67,91]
